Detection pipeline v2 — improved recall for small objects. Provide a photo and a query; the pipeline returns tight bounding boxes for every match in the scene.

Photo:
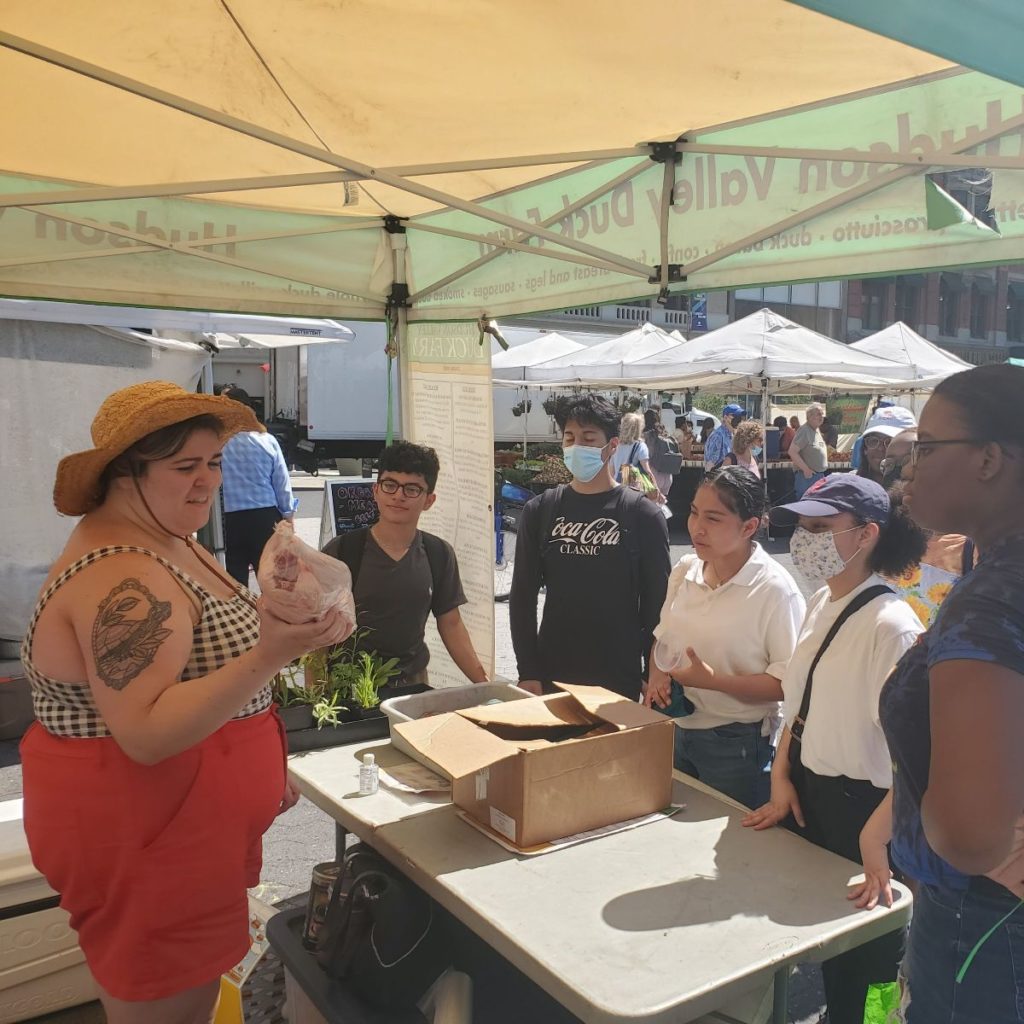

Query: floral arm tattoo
[91,579,173,690]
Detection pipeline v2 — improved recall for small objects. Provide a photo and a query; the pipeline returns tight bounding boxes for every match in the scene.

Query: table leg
[772,965,790,1024]
[335,822,349,861]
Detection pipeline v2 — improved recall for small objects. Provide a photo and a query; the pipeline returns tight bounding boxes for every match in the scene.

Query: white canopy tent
[524,322,682,384]
[850,321,973,377]
[491,332,586,381]
[613,309,945,395]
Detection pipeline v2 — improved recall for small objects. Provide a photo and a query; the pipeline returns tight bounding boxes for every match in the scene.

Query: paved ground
[1,474,825,1022]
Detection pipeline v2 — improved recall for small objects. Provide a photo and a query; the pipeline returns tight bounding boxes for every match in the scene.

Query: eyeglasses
[862,435,891,451]
[377,478,427,498]
[909,439,999,467]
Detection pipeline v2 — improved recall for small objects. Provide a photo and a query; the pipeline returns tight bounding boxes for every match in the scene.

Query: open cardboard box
[392,684,674,849]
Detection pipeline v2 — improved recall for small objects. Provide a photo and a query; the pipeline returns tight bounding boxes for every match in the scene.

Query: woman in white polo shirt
[742,474,927,1024]
[645,466,806,809]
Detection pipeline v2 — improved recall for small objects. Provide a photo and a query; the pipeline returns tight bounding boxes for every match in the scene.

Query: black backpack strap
[961,538,976,578]
[322,527,370,588]
[534,485,565,584]
[420,531,448,597]
[791,584,893,743]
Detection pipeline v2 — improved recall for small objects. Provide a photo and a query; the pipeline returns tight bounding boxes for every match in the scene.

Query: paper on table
[380,761,452,794]
[456,804,686,856]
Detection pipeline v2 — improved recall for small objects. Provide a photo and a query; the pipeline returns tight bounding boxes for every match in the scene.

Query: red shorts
[20,708,286,1001]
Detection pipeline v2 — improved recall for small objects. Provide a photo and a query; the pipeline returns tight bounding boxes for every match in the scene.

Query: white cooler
[0,799,97,1023]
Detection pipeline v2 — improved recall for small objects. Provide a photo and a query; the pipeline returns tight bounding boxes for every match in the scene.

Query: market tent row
[516,308,955,395]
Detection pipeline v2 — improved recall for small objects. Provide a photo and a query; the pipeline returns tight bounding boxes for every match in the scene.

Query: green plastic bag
[863,981,901,1024]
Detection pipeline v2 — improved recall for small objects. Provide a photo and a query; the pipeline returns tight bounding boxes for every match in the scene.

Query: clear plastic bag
[257,521,357,628]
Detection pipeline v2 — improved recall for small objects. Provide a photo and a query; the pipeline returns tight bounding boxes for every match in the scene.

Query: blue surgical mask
[562,444,608,483]
[752,446,763,457]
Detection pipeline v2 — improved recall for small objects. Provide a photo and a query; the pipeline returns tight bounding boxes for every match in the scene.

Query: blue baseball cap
[770,473,890,526]
[723,403,746,418]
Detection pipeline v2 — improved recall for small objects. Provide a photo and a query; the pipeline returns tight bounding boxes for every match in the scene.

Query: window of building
[939,275,962,336]
[969,282,993,340]
[861,279,887,330]
[893,278,922,328]
[1007,283,1024,343]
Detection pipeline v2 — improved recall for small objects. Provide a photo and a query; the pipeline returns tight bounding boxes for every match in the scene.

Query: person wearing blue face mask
[509,393,671,700]
[729,421,764,478]
[743,474,927,1024]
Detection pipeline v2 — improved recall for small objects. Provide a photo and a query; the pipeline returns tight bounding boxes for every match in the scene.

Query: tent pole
[387,227,409,447]
[409,222,649,277]
[523,387,529,459]
[0,148,652,208]
[0,28,653,279]
[7,205,385,304]
[681,110,1024,278]
[676,141,1024,171]
[408,160,652,303]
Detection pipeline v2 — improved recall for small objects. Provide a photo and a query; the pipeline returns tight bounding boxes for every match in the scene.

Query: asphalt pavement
[0,474,824,1023]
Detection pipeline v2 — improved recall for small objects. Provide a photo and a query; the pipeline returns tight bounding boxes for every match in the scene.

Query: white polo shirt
[653,544,806,732]
[781,574,924,789]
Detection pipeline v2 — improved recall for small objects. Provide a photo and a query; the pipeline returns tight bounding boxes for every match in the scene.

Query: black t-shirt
[509,485,670,700]
[350,531,465,676]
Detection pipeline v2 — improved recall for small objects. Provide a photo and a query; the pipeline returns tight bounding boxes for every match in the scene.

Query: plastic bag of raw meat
[257,521,357,630]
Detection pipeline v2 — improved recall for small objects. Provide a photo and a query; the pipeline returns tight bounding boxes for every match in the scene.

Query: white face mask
[789,525,864,580]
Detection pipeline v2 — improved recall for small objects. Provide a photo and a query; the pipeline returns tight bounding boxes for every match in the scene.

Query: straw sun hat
[54,381,262,516]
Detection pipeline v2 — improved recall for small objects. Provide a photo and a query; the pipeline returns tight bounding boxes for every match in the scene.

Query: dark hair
[553,394,621,440]
[933,364,1024,450]
[675,416,688,430]
[644,409,659,430]
[99,414,225,498]
[700,466,766,522]
[220,384,252,408]
[377,440,441,493]
[772,416,787,430]
[864,484,928,576]
[702,418,714,428]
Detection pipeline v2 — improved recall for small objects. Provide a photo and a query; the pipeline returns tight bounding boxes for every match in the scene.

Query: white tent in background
[850,322,972,377]
[615,308,925,394]
[525,322,681,384]
[492,331,586,382]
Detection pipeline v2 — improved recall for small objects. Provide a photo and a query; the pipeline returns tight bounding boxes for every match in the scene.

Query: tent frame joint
[383,215,408,234]
[387,282,411,310]
[648,141,682,165]
[650,264,684,286]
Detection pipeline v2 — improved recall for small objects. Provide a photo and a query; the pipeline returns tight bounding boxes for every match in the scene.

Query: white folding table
[288,739,910,1024]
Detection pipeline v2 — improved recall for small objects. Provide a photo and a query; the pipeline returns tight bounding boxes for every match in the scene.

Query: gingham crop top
[22,546,271,739]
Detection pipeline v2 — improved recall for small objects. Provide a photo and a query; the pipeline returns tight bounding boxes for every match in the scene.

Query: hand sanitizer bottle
[359,753,378,795]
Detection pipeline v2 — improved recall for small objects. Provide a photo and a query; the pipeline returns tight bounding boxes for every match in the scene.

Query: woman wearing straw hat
[19,382,352,1023]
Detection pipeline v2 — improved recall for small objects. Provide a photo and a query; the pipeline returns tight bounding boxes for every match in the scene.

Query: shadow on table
[602,806,906,934]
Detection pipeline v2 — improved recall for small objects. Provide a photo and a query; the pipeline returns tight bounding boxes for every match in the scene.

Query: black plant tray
[284,712,389,753]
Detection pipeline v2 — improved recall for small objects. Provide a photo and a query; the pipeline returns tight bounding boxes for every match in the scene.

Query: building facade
[517,265,1024,366]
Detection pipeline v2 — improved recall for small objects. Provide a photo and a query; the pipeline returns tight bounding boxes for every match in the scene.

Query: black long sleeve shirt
[509,485,670,700]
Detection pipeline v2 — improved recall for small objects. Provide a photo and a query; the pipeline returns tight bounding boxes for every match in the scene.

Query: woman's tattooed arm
[91,578,173,690]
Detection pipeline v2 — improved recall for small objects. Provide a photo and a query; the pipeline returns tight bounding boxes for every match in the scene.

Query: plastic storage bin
[380,684,530,771]
[0,799,97,1024]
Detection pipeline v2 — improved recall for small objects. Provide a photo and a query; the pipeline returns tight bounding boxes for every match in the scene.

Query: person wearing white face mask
[743,474,927,1024]
[510,393,671,700]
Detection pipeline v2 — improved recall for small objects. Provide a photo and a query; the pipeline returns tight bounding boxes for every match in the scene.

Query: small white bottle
[359,753,379,796]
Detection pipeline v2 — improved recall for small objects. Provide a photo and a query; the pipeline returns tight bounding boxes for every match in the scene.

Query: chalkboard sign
[318,477,380,548]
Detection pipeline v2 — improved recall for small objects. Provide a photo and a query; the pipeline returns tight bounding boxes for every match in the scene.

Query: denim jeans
[792,469,825,499]
[673,721,773,809]
[902,878,1024,1023]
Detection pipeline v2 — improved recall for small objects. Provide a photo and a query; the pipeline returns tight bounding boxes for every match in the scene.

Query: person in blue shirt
[881,363,1024,1023]
[702,404,745,471]
[219,388,296,585]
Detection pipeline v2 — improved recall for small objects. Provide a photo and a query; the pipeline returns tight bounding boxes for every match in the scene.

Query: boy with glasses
[322,441,487,686]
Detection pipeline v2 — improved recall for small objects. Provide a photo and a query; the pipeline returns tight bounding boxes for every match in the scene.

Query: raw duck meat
[257,521,357,631]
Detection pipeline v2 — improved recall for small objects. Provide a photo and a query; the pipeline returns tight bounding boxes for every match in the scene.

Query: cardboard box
[393,684,674,849]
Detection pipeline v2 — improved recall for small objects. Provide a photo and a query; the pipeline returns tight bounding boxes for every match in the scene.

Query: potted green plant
[348,651,401,718]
